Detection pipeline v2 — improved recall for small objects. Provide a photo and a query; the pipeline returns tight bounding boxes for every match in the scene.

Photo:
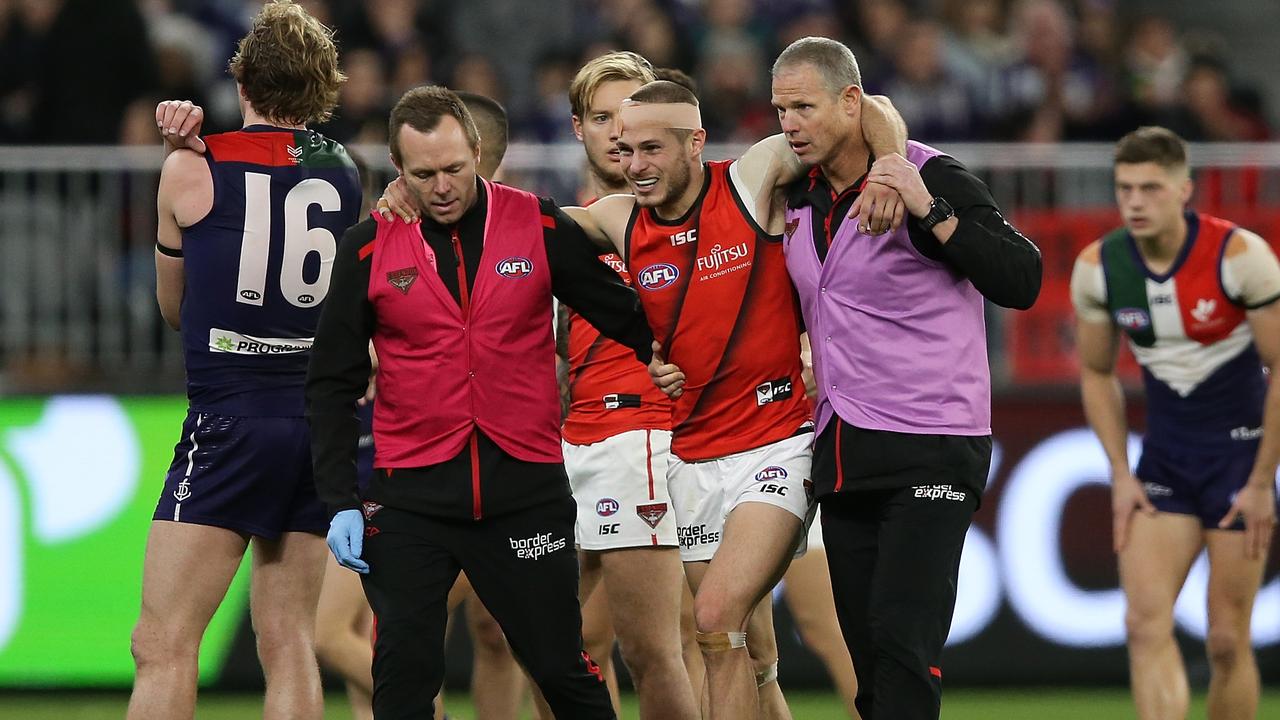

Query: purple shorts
[153,411,327,539]
[1136,439,1270,530]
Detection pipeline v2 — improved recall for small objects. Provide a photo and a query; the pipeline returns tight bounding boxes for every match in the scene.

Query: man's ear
[571,114,585,142]
[842,84,863,117]
[690,128,707,156]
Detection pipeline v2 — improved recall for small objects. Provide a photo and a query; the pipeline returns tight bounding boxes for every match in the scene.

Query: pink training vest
[367,180,562,468]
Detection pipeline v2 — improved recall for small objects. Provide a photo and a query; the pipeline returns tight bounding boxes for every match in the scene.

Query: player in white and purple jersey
[127,4,360,719]
[1073,126,1280,720]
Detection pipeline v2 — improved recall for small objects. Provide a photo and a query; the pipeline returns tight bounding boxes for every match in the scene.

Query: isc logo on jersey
[670,229,697,246]
[638,263,679,291]
[1114,308,1150,330]
[495,256,533,278]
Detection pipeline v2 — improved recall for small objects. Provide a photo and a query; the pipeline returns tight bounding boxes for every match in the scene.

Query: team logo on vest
[286,144,303,164]
[636,502,668,529]
[361,501,384,520]
[387,267,418,294]
[637,263,679,291]
[1190,298,1218,325]
[784,218,799,240]
[755,466,788,482]
[755,377,794,406]
[1114,308,1150,331]
[596,498,620,517]
[496,256,533,278]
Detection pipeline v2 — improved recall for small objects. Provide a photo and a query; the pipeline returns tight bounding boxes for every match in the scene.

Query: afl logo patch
[1114,308,1150,330]
[495,256,533,278]
[596,498,620,517]
[637,263,679,291]
[755,466,788,482]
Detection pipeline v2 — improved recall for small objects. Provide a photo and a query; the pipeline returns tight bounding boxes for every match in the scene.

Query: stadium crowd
[0,0,1271,147]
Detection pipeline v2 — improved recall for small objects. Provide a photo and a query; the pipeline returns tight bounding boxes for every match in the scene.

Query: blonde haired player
[130,3,358,719]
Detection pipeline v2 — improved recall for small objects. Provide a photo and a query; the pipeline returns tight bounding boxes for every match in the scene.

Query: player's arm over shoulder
[1223,228,1280,309]
[562,193,634,257]
[154,149,211,330]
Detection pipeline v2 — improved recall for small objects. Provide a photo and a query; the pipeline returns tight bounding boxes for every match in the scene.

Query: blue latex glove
[327,509,369,574]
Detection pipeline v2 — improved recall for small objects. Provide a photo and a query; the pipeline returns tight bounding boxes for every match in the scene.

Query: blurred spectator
[28,0,159,143]
[940,0,1015,69]
[451,0,575,123]
[882,20,983,141]
[451,53,505,109]
[1179,56,1270,141]
[1124,15,1189,114]
[317,47,391,144]
[989,0,1112,141]
[847,0,911,89]
[523,53,578,142]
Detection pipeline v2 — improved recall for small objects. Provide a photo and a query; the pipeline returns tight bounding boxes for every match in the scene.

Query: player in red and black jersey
[130,4,358,719]
[568,80,906,720]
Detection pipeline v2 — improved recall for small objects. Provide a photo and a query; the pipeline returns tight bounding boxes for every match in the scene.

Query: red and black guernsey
[306,180,655,519]
[182,125,361,416]
[626,160,810,461]
[562,247,672,445]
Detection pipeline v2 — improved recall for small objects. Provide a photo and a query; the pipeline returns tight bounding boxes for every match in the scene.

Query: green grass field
[3,689,1279,719]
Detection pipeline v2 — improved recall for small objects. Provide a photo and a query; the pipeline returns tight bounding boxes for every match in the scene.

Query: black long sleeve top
[787,154,1043,310]
[306,180,654,520]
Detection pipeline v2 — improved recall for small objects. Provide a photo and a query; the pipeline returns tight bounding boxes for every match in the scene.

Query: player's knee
[693,592,748,634]
[1123,606,1173,647]
[254,618,313,665]
[1205,625,1249,670]
[130,620,197,669]
[470,615,510,657]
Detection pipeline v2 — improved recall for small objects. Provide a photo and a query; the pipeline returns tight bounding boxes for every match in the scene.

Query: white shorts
[564,428,677,550]
[807,503,824,551]
[670,430,815,562]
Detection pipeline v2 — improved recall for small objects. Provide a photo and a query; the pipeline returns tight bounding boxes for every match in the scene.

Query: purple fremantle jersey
[783,141,991,436]
[180,125,361,416]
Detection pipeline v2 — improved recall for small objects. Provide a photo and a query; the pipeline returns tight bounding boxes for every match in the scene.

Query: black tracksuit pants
[359,495,614,720]
[813,418,989,720]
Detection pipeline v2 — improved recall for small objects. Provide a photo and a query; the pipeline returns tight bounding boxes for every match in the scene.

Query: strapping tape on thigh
[756,661,779,687]
[696,630,747,652]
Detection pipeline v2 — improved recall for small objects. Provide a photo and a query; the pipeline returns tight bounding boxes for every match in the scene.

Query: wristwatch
[919,197,954,231]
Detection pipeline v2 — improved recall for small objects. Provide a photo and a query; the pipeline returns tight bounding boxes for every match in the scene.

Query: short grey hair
[772,36,862,94]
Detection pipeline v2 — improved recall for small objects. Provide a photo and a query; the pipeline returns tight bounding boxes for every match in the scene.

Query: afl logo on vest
[1114,308,1150,331]
[495,256,533,278]
[637,263,679,291]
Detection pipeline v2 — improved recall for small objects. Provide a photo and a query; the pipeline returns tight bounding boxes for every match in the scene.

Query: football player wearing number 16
[128,3,362,720]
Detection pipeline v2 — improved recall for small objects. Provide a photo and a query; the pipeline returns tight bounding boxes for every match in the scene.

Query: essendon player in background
[559,52,699,720]
[567,80,905,720]
[128,3,360,719]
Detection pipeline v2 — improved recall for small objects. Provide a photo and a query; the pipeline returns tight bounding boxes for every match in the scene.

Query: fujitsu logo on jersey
[1114,308,1150,330]
[696,243,748,272]
[670,228,697,246]
[495,256,533,278]
[604,256,626,273]
[638,263,679,290]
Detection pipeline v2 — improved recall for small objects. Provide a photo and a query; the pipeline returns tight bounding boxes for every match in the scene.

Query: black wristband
[156,242,184,258]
